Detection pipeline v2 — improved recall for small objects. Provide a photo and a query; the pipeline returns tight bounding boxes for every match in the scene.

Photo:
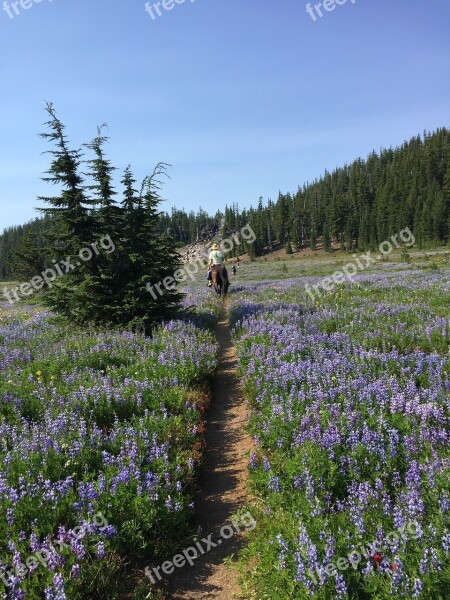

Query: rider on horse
[207,243,228,287]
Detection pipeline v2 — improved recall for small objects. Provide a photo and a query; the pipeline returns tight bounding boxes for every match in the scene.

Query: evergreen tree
[10,230,47,281]
[323,222,331,253]
[37,103,96,316]
[37,106,184,331]
[38,103,95,253]
[443,161,450,244]
[84,125,121,235]
[122,163,184,331]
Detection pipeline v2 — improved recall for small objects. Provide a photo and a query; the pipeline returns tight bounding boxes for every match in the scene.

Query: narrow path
[166,303,252,599]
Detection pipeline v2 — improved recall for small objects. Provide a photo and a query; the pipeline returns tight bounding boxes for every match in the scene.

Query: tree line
[1,127,449,283]
[163,127,449,255]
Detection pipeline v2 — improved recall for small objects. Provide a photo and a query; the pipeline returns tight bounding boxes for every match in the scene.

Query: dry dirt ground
[165,304,253,600]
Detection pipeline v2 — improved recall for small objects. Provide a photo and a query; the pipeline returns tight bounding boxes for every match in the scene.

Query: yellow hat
[211,243,220,250]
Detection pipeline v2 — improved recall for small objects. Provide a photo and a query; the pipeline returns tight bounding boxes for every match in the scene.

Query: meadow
[1,251,450,599]
[0,290,221,599]
[229,259,450,599]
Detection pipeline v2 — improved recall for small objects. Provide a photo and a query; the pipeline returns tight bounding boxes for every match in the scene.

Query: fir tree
[37,106,184,331]
[323,222,331,253]
[84,125,121,235]
[10,230,47,281]
[38,102,96,317]
[122,163,184,332]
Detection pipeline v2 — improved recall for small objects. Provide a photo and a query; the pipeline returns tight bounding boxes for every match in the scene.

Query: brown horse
[210,265,229,298]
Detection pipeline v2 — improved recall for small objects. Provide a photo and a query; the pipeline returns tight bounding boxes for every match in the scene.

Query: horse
[210,265,229,298]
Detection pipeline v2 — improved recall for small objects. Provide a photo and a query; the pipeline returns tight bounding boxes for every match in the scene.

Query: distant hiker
[207,243,228,287]
[232,265,237,276]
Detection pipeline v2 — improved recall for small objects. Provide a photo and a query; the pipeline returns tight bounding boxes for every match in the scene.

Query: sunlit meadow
[2,255,450,599]
[230,262,450,599]
[0,290,221,598]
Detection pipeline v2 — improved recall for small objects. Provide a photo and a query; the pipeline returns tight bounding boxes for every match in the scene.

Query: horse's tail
[219,266,229,298]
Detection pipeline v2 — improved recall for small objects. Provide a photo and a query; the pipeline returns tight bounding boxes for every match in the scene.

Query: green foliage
[163,128,449,252]
[247,239,256,260]
[10,229,48,281]
[323,222,332,252]
[37,104,184,332]
[0,303,218,598]
[0,216,52,280]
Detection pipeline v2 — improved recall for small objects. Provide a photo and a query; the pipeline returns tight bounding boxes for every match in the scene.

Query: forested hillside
[1,128,449,279]
[0,216,52,280]
[165,128,450,253]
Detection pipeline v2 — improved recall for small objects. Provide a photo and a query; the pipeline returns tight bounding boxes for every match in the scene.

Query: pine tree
[84,125,121,235]
[76,127,124,322]
[444,161,450,244]
[10,230,46,281]
[119,163,184,332]
[323,222,331,253]
[310,226,317,251]
[38,103,95,252]
[246,237,256,260]
[38,102,96,317]
[37,106,184,330]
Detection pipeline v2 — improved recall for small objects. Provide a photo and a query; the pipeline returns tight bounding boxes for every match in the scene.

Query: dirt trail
[166,303,252,600]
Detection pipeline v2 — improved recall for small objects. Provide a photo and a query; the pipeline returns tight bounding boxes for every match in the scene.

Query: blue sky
[1,0,449,230]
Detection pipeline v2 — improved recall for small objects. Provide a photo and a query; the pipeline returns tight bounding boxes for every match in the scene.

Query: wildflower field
[2,256,450,600]
[230,264,450,599]
[0,292,220,599]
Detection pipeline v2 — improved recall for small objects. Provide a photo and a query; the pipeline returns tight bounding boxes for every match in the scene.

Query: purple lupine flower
[412,577,423,598]
[97,542,105,559]
[70,564,81,579]
[268,476,281,492]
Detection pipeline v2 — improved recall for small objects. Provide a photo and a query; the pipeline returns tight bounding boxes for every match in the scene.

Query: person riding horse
[207,243,228,288]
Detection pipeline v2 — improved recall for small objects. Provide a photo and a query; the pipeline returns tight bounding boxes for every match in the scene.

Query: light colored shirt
[209,250,224,265]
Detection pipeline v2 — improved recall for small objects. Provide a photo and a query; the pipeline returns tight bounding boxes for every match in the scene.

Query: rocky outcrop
[178,241,210,264]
